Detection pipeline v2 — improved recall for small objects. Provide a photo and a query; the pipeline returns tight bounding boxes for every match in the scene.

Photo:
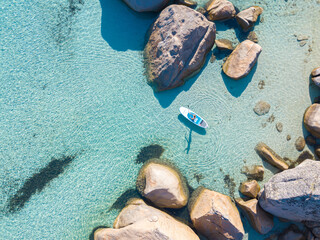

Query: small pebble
[299,40,307,47]
[276,122,283,132]
[315,145,320,158]
[254,101,270,116]
[287,135,291,141]
[295,136,306,151]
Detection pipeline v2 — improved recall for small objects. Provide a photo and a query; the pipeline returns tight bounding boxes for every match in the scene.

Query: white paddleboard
[179,107,208,128]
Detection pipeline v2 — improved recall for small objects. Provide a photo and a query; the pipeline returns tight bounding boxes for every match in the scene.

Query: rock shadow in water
[221,62,258,98]
[108,188,140,211]
[7,154,77,213]
[154,53,211,108]
[135,144,165,164]
[99,0,157,51]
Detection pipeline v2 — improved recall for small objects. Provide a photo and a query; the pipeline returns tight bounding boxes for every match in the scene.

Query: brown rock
[206,0,236,21]
[287,135,291,141]
[94,198,199,240]
[235,198,274,235]
[255,142,289,170]
[239,180,260,198]
[276,122,283,132]
[215,39,234,51]
[136,160,189,208]
[247,31,258,43]
[254,101,270,116]
[241,165,264,181]
[315,145,320,158]
[189,187,244,240]
[295,136,306,151]
[176,0,197,8]
[311,67,320,87]
[236,6,263,32]
[223,40,262,80]
[304,104,320,138]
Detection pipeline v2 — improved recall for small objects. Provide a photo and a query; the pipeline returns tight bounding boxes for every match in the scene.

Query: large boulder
[304,104,320,138]
[94,198,199,240]
[189,187,244,240]
[145,5,216,91]
[136,160,189,208]
[236,6,263,32]
[222,40,262,80]
[122,0,169,12]
[255,142,289,170]
[235,198,274,235]
[259,160,320,222]
[205,0,236,21]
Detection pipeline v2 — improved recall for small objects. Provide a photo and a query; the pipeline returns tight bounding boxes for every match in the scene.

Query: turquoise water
[1,0,320,239]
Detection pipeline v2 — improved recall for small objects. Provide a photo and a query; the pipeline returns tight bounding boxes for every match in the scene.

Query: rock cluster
[145,5,216,91]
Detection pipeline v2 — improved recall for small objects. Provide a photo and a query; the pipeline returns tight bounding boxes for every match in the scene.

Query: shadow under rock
[154,53,211,108]
[221,62,258,98]
[178,115,206,136]
[99,0,157,51]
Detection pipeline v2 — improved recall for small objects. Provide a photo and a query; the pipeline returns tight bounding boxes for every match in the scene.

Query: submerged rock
[254,101,270,116]
[247,31,258,43]
[236,6,263,32]
[145,5,216,91]
[241,165,264,181]
[94,198,199,240]
[259,160,320,222]
[175,0,197,8]
[215,39,234,51]
[235,198,274,235]
[295,136,306,151]
[306,135,316,146]
[205,0,236,21]
[239,180,260,198]
[123,0,169,12]
[223,40,262,80]
[136,159,189,208]
[189,187,244,240]
[311,67,320,87]
[304,104,320,138]
[255,142,289,170]
[278,225,306,240]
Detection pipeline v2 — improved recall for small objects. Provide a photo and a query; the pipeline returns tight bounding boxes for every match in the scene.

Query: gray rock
[205,0,236,21]
[236,6,263,32]
[145,5,216,91]
[215,39,234,51]
[305,221,320,228]
[223,40,262,80]
[311,67,320,87]
[304,104,320,138]
[313,227,320,238]
[259,160,320,222]
[276,122,283,132]
[123,0,169,12]
[295,136,306,151]
[254,101,270,116]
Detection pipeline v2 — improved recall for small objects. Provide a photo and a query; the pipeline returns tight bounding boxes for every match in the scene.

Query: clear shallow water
[0,0,320,239]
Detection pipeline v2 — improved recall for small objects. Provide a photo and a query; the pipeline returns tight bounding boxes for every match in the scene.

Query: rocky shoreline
[92,0,320,239]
